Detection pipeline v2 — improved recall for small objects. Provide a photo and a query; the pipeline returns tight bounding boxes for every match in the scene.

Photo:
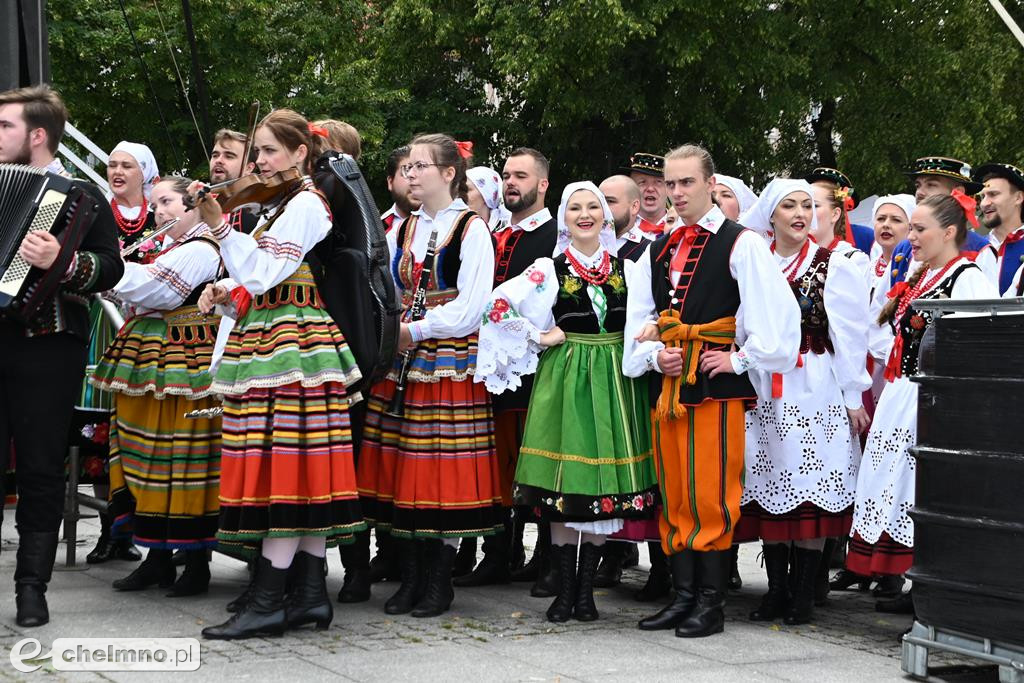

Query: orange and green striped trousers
[652,399,746,553]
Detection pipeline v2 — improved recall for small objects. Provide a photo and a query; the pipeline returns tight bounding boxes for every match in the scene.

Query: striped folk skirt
[652,399,746,553]
[216,381,365,557]
[846,530,913,576]
[357,375,503,539]
[107,394,221,549]
[733,501,853,544]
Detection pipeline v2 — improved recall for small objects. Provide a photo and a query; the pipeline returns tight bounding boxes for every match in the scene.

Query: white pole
[988,0,1024,51]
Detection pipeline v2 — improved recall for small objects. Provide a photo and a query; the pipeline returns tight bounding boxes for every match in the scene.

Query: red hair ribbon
[838,187,856,245]
[308,123,329,139]
[455,140,474,159]
[950,188,979,228]
[886,281,909,300]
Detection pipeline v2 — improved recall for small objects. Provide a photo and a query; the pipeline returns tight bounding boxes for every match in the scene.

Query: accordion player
[0,163,103,322]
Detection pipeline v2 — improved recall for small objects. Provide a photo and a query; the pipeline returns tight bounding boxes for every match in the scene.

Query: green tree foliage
[49,0,1024,200]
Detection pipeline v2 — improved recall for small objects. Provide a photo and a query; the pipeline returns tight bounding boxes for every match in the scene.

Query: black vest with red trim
[491,217,558,412]
[492,219,558,286]
[648,219,757,407]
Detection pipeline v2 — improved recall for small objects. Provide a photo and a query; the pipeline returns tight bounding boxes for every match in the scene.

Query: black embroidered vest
[792,248,833,355]
[492,218,558,286]
[552,255,628,334]
[648,219,757,406]
[391,212,472,294]
[894,263,975,377]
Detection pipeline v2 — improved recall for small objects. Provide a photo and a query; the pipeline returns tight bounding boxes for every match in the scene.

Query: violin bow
[241,100,260,177]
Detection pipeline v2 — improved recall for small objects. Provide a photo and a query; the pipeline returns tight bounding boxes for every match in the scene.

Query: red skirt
[846,531,913,576]
[216,381,364,557]
[357,376,503,539]
[733,501,853,544]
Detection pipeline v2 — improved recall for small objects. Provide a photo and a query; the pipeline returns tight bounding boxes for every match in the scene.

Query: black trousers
[0,324,87,535]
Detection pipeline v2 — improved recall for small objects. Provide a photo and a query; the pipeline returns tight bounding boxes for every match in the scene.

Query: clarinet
[385,227,439,418]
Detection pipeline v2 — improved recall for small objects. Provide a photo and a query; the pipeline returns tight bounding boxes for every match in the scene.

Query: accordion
[0,164,99,321]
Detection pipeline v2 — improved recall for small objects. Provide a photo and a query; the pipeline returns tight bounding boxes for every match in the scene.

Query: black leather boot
[815,538,835,606]
[876,589,915,615]
[728,545,743,590]
[453,537,477,578]
[574,542,601,621]
[513,520,549,583]
[384,539,422,615]
[338,530,372,603]
[510,513,526,572]
[749,543,789,621]
[86,513,114,564]
[166,549,211,597]
[783,547,822,625]
[285,551,332,630]
[368,528,400,583]
[829,568,871,591]
[675,550,727,638]
[545,544,577,623]
[453,528,510,587]
[226,561,255,612]
[638,550,697,630]
[412,542,457,618]
[113,549,176,591]
[635,541,672,602]
[15,531,58,627]
[873,574,906,598]
[593,542,628,588]
[202,557,287,639]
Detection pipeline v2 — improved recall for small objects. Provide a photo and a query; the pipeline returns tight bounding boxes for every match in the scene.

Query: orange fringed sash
[655,309,738,421]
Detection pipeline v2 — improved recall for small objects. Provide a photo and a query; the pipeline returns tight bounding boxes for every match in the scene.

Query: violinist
[210,128,258,234]
[194,109,366,640]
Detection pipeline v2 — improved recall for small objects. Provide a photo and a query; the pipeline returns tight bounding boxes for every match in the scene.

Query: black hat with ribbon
[623,152,665,178]
[804,167,860,208]
[972,162,1024,192]
[905,156,983,195]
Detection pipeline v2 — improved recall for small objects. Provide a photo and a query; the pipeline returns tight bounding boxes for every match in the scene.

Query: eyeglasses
[400,162,440,178]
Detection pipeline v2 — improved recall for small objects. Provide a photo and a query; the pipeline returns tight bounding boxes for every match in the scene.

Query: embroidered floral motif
[607,268,626,295]
[559,275,583,302]
[527,268,546,291]
[482,297,519,325]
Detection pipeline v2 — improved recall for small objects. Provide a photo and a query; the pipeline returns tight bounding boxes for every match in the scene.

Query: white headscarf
[467,166,511,230]
[110,141,160,200]
[714,174,759,216]
[739,178,818,240]
[872,194,916,224]
[555,181,618,256]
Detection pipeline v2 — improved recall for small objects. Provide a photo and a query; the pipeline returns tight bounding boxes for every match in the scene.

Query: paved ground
[0,508,1004,682]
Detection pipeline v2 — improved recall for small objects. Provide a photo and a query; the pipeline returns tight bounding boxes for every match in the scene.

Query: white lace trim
[212,366,362,397]
[476,316,542,394]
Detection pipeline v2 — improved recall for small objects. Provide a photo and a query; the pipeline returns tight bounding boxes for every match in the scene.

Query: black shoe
[338,531,372,603]
[675,550,727,638]
[285,551,333,630]
[638,550,697,630]
[113,549,176,591]
[453,537,477,578]
[203,557,287,640]
[873,574,906,599]
[172,549,187,566]
[512,521,549,582]
[593,542,628,588]
[15,531,59,627]
[86,515,114,565]
[728,545,743,590]
[635,542,672,602]
[749,543,789,621]
[412,543,457,618]
[166,550,210,597]
[574,543,601,622]
[876,590,915,615]
[369,529,400,583]
[113,537,143,562]
[453,536,511,588]
[829,568,871,591]
[384,539,423,615]
[783,548,822,625]
[546,544,577,623]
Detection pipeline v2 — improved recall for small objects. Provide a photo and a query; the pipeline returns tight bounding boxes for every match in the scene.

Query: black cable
[114,0,182,170]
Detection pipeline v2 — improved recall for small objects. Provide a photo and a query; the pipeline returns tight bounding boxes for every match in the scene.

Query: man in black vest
[624,144,799,638]
[0,85,124,627]
[455,148,558,592]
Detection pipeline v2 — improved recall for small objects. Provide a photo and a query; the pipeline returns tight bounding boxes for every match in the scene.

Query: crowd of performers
[1,84,1022,642]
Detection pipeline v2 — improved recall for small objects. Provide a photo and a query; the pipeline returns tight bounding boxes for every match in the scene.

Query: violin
[190,168,303,212]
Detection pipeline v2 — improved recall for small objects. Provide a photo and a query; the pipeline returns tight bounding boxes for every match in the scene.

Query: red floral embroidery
[528,270,545,285]
[492,298,510,313]
[633,495,645,510]
[488,310,504,323]
[83,456,105,478]
[91,423,110,444]
[601,497,614,513]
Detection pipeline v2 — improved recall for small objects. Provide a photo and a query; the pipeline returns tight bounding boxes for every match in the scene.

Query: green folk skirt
[512,332,658,522]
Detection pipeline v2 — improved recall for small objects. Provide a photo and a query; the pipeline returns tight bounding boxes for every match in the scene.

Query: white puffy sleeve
[824,252,871,409]
[215,190,331,295]
[114,238,220,312]
[475,258,559,394]
[622,254,663,377]
[730,230,801,375]
[410,216,495,341]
